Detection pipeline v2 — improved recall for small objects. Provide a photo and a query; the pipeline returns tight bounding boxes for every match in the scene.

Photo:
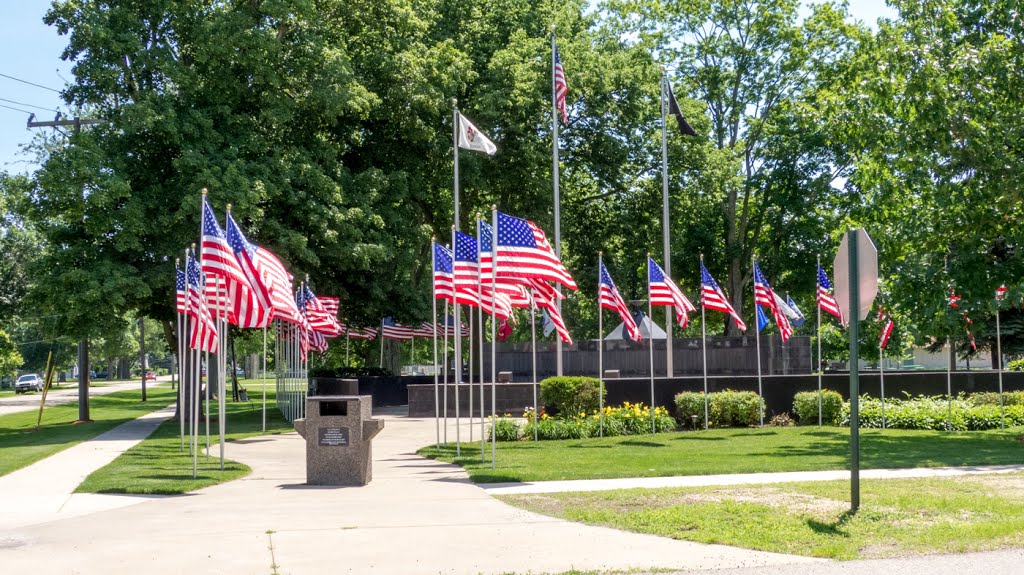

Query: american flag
[600,260,640,341]
[345,326,377,340]
[319,297,340,318]
[303,283,341,337]
[506,283,533,308]
[308,329,328,353]
[200,197,255,300]
[252,246,304,325]
[479,286,513,319]
[204,275,234,323]
[700,262,747,332]
[225,212,273,327]
[494,211,577,290]
[553,38,568,124]
[948,287,961,308]
[433,243,457,303]
[454,231,482,305]
[185,255,218,353]
[879,309,894,349]
[996,284,1008,301]
[175,263,186,314]
[962,311,977,351]
[753,262,792,342]
[478,220,494,277]
[817,265,844,324]
[381,317,415,340]
[648,257,696,328]
[426,317,468,338]
[532,286,572,343]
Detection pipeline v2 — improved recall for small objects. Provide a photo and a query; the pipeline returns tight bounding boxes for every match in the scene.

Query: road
[0,376,172,417]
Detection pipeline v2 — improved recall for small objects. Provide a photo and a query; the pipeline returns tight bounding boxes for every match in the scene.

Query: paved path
[0,415,819,575]
[482,463,1024,495]
[0,378,165,416]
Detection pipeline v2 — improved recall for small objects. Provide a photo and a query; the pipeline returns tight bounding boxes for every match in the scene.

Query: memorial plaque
[318,426,350,447]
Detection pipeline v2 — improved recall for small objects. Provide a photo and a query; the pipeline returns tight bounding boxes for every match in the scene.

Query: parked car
[15,374,44,394]
[144,371,157,381]
[94,370,108,379]
[234,367,245,377]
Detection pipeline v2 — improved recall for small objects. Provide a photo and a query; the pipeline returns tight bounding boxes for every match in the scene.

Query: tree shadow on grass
[566,444,613,449]
[806,511,854,538]
[617,440,667,448]
[670,436,726,441]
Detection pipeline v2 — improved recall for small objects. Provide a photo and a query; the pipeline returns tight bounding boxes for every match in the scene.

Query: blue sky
[0,1,897,175]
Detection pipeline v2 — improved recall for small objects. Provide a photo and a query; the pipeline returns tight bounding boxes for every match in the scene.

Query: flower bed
[487,402,676,441]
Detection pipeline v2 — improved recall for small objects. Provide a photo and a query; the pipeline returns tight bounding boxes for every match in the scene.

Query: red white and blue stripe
[817,265,844,324]
[648,257,696,328]
[175,263,186,314]
[600,260,640,341]
[753,262,792,342]
[252,247,304,325]
[433,243,457,303]
[700,262,747,332]
[494,211,577,290]
[553,38,568,124]
[225,211,273,327]
[185,255,219,353]
[382,317,415,340]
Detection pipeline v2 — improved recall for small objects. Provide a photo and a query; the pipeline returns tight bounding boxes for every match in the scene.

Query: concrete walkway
[482,463,1024,495]
[0,405,176,530]
[0,378,164,416]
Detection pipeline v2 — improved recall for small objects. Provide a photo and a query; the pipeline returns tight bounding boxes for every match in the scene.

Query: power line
[0,102,34,115]
[0,72,61,93]
[0,96,58,113]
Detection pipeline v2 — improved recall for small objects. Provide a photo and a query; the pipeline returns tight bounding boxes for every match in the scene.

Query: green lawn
[500,472,1024,560]
[75,381,294,495]
[0,385,178,477]
[420,426,1024,483]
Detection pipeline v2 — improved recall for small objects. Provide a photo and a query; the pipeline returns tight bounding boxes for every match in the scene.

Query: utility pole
[27,114,109,422]
[139,317,147,401]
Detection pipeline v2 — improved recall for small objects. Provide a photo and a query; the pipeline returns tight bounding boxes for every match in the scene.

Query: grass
[75,380,294,495]
[420,425,1024,483]
[0,385,178,477]
[499,472,1024,560]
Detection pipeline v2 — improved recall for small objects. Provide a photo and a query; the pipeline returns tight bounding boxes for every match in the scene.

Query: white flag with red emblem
[457,112,497,155]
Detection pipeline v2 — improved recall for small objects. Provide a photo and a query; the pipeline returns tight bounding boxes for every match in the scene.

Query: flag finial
[201,188,208,196]
[452,97,457,107]
[176,257,180,265]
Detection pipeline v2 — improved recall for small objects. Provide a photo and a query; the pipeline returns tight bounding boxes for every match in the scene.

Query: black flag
[667,82,697,136]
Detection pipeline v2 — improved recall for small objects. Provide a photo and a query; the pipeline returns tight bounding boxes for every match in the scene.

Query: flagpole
[177,259,185,451]
[946,335,953,431]
[817,255,823,426]
[443,302,449,445]
[647,254,656,434]
[551,27,563,378]
[531,292,539,442]
[190,242,200,480]
[262,326,267,432]
[379,318,384,369]
[754,256,764,427]
[491,206,498,468]
[598,252,604,437]
[451,228,461,456]
[432,238,440,450]
[879,325,886,430]
[477,216,486,462]
[996,297,1005,430]
[468,301,474,443]
[700,254,709,431]
[660,68,674,379]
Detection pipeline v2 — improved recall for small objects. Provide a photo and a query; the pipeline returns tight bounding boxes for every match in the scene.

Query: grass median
[500,472,1024,560]
[75,380,294,495]
[0,384,178,477]
[420,425,1024,483]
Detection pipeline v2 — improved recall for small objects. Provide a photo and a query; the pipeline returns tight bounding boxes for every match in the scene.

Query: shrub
[488,416,521,441]
[793,390,844,425]
[769,413,793,427]
[1006,359,1024,371]
[841,394,1024,431]
[540,376,605,417]
[967,391,1024,407]
[674,392,707,428]
[709,389,764,427]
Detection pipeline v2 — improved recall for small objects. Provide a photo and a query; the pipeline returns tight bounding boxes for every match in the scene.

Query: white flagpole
[345,328,350,366]
[379,318,384,369]
[700,254,709,431]
[880,330,886,429]
[451,228,461,457]
[996,299,1005,429]
[660,68,674,379]
[817,254,823,426]
[432,238,440,449]
[946,336,953,431]
[443,300,450,445]
[468,303,474,443]
[647,254,656,434]
[551,28,563,378]
[477,216,486,461]
[598,252,604,437]
[177,258,185,451]
[491,206,498,468]
[262,326,267,432]
[754,256,764,427]
[218,276,226,470]
[191,243,200,479]
[531,292,538,442]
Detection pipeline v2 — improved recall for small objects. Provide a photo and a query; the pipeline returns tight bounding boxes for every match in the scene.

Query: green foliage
[0,329,23,380]
[967,391,1024,407]
[539,376,604,417]
[841,394,1024,431]
[768,412,793,427]
[1006,359,1024,372]
[512,402,675,441]
[674,390,764,428]
[487,416,522,442]
[709,390,764,428]
[793,390,844,425]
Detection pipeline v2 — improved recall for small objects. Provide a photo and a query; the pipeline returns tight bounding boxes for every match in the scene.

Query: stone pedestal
[293,395,384,486]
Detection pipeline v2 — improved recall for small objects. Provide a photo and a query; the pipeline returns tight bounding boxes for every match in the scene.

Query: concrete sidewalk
[0,415,819,575]
[0,405,176,530]
[482,463,1024,495]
